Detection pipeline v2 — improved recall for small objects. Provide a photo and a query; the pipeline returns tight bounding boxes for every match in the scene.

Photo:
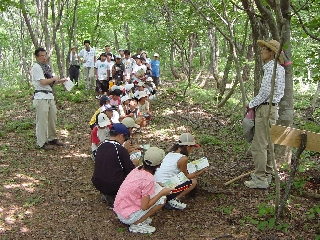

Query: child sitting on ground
[113,147,174,234]
[89,95,111,129]
[145,77,157,100]
[134,82,150,100]
[91,113,111,161]
[109,89,122,107]
[154,133,208,210]
[137,92,152,127]
[121,117,143,166]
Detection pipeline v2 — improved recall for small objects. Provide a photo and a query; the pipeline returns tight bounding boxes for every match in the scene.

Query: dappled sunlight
[0,204,32,233]
[3,174,40,193]
[58,129,70,138]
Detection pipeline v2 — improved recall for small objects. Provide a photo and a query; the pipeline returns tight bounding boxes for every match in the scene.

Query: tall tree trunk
[124,22,130,51]
[114,30,119,52]
[170,43,180,79]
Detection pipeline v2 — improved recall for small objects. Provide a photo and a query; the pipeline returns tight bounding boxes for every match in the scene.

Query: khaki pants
[251,105,278,180]
[33,99,57,147]
[83,67,94,89]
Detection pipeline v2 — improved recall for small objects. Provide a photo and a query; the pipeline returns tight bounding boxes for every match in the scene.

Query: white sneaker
[142,217,152,225]
[129,222,156,234]
[168,198,187,209]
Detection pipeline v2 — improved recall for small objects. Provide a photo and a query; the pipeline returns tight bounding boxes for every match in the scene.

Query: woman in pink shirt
[113,147,174,234]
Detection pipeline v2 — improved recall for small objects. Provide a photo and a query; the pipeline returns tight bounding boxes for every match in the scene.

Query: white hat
[98,113,111,127]
[144,147,165,166]
[115,55,121,59]
[146,77,153,82]
[154,53,159,57]
[124,83,134,91]
[178,133,200,147]
[121,95,131,103]
[121,117,140,128]
[138,91,148,99]
[137,82,145,87]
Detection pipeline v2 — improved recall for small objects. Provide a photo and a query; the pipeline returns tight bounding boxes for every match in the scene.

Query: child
[125,98,140,122]
[114,147,174,234]
[145,77,157,100]
[154,133,208,210]
[112,55,125,85]
[134,82,150,100]
[121,117,142,166]
[91,113,111,161]
[137,92,151,127]
[94,53,109,99]
[109,89,122,107]
[89,95,111,129]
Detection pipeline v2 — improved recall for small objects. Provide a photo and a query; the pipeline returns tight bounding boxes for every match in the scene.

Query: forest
[0,0,319,239]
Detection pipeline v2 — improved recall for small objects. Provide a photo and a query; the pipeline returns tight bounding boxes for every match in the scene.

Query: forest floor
[0,82,319,240]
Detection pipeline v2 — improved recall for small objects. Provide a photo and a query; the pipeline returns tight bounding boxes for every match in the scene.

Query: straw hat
[257,40,284,64]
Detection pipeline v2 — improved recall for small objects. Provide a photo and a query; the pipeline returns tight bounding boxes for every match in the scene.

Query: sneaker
[129,222,156,234]
[48,139,64,146]
[101,194,115,207]
[250,173,273,185]
[244,177,269,189]
[142,217,152,225]
[168,198,187,210]
[95,95,101,99]
[40,143,54,150]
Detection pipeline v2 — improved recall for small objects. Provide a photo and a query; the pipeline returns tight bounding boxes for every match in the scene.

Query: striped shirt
[249,60,285,108]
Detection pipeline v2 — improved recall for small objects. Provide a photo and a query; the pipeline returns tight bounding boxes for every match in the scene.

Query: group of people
[31,38,286,234]
[92,128,207,234]
[68,40,161,101]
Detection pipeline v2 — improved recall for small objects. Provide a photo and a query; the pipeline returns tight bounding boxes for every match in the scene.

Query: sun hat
[137,82,145,87]
[137,91,148,100]
[100,95,111,106]
[121,117,140,129]
[121,95,131,103]
[257,40,284,64]
[110,123,130,139]
[97,113,111,127]
[144,147,165,166]
[178,133,200,148]
[146,77,153,82]
[115,55,121,59]
[154,53,159,57]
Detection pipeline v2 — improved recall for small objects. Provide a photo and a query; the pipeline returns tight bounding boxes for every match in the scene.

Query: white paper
[187,157,209,174]
[163,172,189,188]
[63,77,75,91]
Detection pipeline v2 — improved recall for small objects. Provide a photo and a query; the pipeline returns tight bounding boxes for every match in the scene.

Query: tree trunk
[170,43,180,79]
[114,30,119,52]
[124,22,130,51]
[311,80,320,107]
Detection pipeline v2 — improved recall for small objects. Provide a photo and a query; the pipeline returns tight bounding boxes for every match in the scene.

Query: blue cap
[110,123,130,140]
[100,95,111,106]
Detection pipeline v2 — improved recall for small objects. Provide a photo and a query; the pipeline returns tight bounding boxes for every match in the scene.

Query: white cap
[154,53,159,57]
[98,113,111,127]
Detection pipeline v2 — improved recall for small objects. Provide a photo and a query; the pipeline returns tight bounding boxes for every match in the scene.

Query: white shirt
[249,60,285,108]
[123,58,134,76]
[106,61,114,78]
[32,63,54,100]
[78,47,96,67]
[154,152,184,183]
[95,60,108,80]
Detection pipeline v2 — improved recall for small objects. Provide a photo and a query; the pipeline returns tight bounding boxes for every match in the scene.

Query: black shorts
[152,76,159,86]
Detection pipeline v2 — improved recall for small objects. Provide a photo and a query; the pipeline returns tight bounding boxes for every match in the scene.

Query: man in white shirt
[78,40,96,90]
[244,40,285,189]
[32,48,67,150]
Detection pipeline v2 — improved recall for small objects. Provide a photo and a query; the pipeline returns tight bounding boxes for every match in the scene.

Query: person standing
[68,46,80,86]
[150,53,160,88]
[94,53,109,98]
[32,48,66,150]
[244,40,285,189]
[78,40,96,90]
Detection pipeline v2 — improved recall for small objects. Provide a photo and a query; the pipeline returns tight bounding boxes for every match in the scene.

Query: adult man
[78,40,96,90]
[151,53,160,88]
[92,123,135,207]
[244,40,285,189]
[68,46,80,86]
[32,48,66,150]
